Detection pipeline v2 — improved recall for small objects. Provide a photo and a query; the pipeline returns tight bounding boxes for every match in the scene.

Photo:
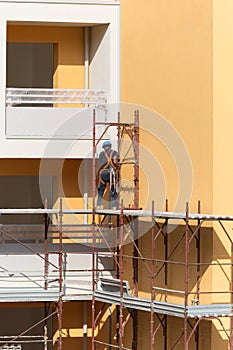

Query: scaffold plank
[94,290,233,319]
[0,208,233,221]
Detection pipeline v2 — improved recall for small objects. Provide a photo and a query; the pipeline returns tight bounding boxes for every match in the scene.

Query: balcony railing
[6,88,107,107]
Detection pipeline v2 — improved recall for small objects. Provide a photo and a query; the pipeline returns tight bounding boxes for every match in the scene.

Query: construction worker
[96,140,119,210]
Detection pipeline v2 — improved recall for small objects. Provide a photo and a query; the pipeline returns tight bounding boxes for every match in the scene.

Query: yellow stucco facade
[120,0,233,348]
[121,0,213,213]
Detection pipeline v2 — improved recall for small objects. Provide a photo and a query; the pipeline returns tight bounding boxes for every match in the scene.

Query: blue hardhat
[102,140,112,148]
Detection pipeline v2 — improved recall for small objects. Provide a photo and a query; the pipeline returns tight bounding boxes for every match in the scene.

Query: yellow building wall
[212,1,233,348]
[120,0,233,349]
[213,0,233,215]
[132,225,213,305]
[53,301,92,350]
[7,25,84,89]
[128,311,211,350]
[212,0,233,299]
[121,0,213,214]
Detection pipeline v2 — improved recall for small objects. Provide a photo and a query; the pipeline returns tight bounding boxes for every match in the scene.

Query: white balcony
[5,88,107,139]
[0,0,119,158]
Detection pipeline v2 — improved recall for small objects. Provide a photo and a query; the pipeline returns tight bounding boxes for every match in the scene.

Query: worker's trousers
[97,169,117,207]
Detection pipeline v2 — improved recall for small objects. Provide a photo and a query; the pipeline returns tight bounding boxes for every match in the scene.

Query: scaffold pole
[150,201,155,350]
[92,109,96,350]
[57,198,63,350]
[119,202,124,350]
[132,110,139,350]
[184,202,189,350]
[230,240,233,350]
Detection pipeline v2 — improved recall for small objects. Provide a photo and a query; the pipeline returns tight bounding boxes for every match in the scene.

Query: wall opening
[0,306,53,350]
[6,42,54,89]
[0,176,53,224]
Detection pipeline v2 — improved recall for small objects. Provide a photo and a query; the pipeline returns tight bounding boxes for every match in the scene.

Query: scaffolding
[92,205,233,349]
[0,110,233,349]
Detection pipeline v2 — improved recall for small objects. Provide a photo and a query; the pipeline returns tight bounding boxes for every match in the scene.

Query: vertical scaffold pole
[196,200,201,350]
[119,202,124,350]
[164,199,168,350]
[116,221,120,344]
[150,201,155,350]
[116,111,121,343]
[230,239,233,350]
[58,198,63,350]
[92,109,96,350]
[44,198,49,290]
[132,110,139,350]
[184,202,189,350]
[108,306,113,350]
[44,198,49,350]
[117,111,121,209]
[92,109,96,215]
[116,111,121,344]
[134,110,139,209]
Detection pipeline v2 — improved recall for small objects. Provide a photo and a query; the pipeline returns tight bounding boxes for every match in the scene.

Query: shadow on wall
[53,301,91,350]
[165,316,212,349]
[133,222,231,305]
[89,25,109,64]
[211,318,230,350]
[120,221,232,305]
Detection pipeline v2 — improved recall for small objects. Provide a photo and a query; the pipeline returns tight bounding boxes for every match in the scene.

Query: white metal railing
[0,345,22,350]
[6,88,107,107]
